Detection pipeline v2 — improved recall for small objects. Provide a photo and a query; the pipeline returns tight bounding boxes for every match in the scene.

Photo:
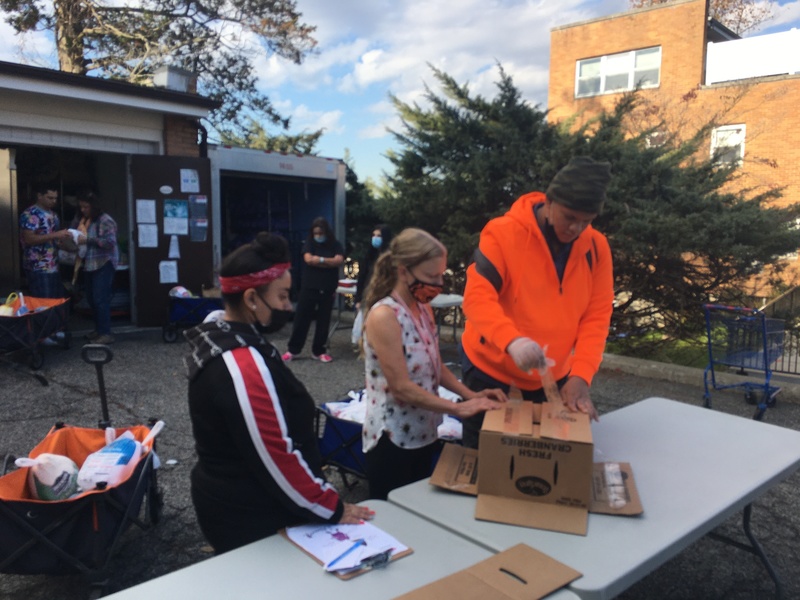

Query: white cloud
[286,103,345,135]
[256,0,637,177]
[756,0,800,31]
[0,24,57,66]
[284,0,625,106]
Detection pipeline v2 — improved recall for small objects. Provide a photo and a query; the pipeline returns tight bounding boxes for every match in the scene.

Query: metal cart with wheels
[0,344,163,598]
[703,303,785,421]
[0,296,70,370]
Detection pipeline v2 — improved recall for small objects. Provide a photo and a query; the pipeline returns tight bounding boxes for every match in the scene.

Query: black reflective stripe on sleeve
[586,238,599,273]
[472,248,503,293]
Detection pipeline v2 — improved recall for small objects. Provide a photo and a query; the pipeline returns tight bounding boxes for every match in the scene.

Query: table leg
[707,503,783,598]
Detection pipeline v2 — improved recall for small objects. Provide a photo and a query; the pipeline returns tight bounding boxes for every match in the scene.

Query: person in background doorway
[74,190,119,345]
[19,183,72,298]
[361,228,507,499]
[185,232,372,554]
[282,217,344,363]
[459,156,614,448]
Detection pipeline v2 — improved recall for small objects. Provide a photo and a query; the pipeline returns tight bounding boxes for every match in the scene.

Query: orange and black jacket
[462,191,614,391]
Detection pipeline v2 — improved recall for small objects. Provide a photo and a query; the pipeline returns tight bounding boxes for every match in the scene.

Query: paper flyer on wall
[138,224,158,248]
[136,199,156,223]
[180,169,200,193]
[164,199,189,235]
[159,260,178,284]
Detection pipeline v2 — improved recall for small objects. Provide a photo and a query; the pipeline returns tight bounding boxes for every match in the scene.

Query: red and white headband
[218,262,291,294]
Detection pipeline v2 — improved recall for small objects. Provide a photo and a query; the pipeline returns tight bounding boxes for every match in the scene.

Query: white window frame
[710,124,746,166]
[575,47,661,98]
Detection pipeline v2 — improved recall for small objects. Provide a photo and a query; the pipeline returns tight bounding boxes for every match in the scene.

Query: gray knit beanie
[546,156,612,214]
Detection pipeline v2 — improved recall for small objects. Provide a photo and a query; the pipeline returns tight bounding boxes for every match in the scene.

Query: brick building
[547,0,800,296]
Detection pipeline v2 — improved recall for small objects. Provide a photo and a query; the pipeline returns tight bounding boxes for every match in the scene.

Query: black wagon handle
[81,343,115,428]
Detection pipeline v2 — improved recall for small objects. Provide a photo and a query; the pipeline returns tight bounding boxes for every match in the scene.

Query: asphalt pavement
[1,315,800,599]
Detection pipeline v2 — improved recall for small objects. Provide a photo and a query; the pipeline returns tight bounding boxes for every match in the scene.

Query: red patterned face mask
[408,278,443,304]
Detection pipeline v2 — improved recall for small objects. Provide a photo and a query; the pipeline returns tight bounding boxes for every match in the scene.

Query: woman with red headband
[184,232,372,554]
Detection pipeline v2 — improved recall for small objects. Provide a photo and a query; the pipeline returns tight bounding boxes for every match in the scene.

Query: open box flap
[482,402,534,436]
[539,403,593,444]
[395,543,581,600]
[476,494,588,536]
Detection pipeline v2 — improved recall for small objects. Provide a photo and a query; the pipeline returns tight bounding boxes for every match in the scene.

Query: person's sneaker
[93,334,115,345]
[281,351,296,362]
[41,337,59,346]
[84,331,99,341]
[312,353,333,363]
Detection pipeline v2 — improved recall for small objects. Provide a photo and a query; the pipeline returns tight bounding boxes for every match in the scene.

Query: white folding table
[104,499,579,600]
[388,397,800,599]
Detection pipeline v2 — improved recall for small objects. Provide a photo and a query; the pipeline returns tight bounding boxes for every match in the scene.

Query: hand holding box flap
[395,543,581,600]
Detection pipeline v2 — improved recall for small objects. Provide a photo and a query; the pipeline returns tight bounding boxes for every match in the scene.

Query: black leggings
[364,434,438,500]
[287,287,335,356]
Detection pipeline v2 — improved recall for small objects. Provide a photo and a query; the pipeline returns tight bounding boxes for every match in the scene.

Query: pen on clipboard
[325,538,366,570]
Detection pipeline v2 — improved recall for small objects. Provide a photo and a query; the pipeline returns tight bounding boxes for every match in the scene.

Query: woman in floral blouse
[360,228,506,499]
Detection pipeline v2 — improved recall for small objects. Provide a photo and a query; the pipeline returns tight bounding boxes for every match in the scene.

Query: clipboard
[280,522,414,580]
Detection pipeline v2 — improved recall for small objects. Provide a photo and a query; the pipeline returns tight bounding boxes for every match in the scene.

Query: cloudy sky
[1,0,799,182]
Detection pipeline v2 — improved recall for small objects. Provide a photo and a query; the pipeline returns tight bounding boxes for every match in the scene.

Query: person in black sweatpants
[283,217,344,363]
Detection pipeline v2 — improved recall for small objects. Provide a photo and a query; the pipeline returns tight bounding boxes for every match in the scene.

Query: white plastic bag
[351,309,364,345]
[77,421,165,491]
[77,430,142,491]
[15,453,80,501]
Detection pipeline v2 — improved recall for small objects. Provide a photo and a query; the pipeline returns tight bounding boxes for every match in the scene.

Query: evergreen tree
[379,67,800,352]
[379,64,562,265]
[344,155,382,271]
[220,118,322,155]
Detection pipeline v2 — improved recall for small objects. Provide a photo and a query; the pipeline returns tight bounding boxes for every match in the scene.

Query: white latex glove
[507,337,548,374]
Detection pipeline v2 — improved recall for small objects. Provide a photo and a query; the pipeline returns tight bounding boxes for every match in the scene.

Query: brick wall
[548,0,800,216]
[547,0,800,294]
[163,115,200,157]
[549,0,707,121]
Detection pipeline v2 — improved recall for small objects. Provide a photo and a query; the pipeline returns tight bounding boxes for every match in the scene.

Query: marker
[325,539,366,570]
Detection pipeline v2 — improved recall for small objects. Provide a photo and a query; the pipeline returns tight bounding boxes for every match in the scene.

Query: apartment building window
[710,125,746,166]
[575,47,661,98]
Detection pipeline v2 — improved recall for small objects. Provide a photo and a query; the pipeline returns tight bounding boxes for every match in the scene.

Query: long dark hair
[220,232,290,308]
[306,217,337,246]
[77,190,104,220]
[364,224,393,262]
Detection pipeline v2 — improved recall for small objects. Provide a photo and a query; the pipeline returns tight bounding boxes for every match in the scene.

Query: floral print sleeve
[362,296,442,452]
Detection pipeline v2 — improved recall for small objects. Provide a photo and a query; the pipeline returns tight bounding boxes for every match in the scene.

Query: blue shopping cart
[702,304,785,421]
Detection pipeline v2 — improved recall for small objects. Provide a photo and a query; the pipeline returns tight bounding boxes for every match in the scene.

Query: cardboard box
[395,543,581,600]
[476,400,594,535]
[432,443,642,517]
[430,403,643,536]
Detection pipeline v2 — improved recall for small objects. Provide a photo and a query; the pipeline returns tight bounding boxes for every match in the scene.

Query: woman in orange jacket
[460,156,614,448]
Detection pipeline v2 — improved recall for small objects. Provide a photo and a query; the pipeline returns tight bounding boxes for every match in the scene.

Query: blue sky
[1,0,799,182]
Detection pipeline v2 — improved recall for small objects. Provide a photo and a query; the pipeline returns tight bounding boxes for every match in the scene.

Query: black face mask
[254,294,293,334]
